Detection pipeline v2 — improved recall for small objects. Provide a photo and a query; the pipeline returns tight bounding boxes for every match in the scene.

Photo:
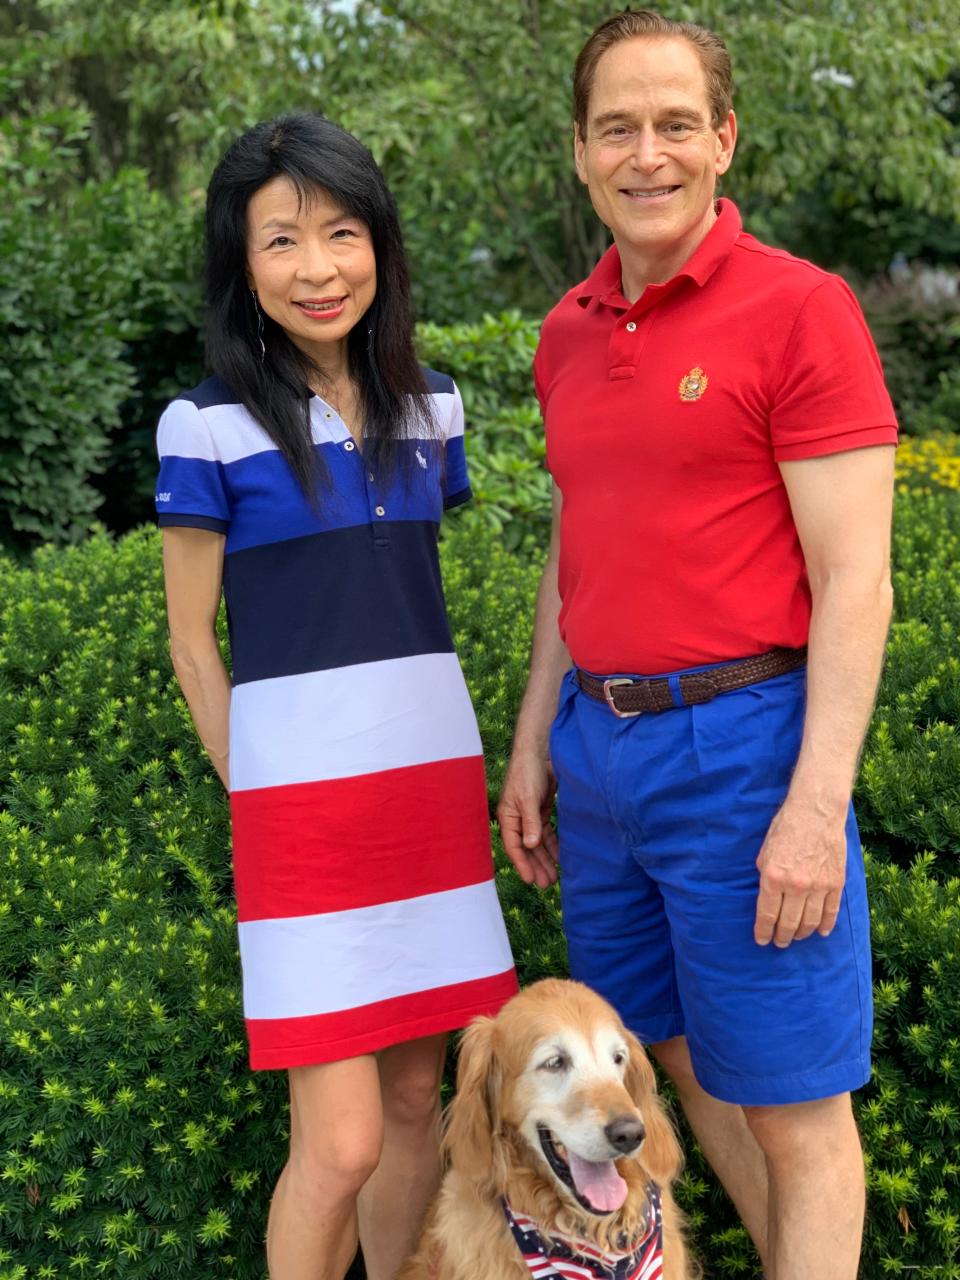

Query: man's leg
[651,1035,770,1271]
[743,1093,864,1280]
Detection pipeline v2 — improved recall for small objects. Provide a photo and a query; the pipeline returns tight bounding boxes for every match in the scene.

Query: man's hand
[753,796,847,947]
[497,750,560,888]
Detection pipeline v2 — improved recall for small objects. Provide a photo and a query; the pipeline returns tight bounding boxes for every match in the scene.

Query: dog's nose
[604,1115,645,1154]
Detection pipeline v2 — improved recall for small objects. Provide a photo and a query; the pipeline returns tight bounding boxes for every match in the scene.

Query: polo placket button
[344,440,355,452]
[626,321,637,332]
[375,506,385,517]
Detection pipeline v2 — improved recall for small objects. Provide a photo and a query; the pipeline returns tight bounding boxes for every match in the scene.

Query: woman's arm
[162,526,232,789]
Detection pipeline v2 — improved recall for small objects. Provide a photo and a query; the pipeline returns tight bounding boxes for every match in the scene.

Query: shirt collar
[575,197,742,312]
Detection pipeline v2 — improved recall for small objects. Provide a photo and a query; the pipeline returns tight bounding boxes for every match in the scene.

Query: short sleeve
[443,381,471,510]
[770,276,899,462]
[155,397,231,533]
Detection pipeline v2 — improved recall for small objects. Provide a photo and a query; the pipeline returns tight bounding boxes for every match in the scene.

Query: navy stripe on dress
[223,520,454,685]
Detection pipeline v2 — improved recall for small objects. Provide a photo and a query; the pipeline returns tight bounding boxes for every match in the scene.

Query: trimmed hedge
[1,489,959,1276]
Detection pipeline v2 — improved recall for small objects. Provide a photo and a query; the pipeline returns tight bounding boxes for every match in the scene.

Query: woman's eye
[268,236,293,248]
[332,227,357,240]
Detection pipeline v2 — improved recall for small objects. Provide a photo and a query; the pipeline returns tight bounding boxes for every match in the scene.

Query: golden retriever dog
[398,978,694,1280]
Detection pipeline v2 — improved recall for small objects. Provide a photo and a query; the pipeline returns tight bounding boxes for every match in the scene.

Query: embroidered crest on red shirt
[678,367,708,401]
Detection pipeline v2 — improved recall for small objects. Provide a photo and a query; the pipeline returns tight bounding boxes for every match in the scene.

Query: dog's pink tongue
[566,1152,628,1212]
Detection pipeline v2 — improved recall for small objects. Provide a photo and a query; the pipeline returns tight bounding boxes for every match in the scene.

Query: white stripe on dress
[238,879,514,1019]
[228,651,482,792]
[158,390,460,466]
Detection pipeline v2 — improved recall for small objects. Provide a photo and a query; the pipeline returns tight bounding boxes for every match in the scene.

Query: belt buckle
[602,677,642,718]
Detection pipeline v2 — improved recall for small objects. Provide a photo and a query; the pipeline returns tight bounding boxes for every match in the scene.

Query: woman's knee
[289,1121,383,1200]
[286,1059,384,1198]
[380,1037,446,1127]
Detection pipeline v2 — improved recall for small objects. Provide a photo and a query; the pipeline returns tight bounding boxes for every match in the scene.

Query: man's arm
[753,444,895,948]
[497,486,572,888]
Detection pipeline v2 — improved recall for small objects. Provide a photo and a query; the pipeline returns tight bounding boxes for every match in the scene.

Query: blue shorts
[550,663,872,1107]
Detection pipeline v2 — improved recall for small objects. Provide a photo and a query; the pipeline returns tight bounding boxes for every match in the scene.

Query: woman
[156,114,518,1280]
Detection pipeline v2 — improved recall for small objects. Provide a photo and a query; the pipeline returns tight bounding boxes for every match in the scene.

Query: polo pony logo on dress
[678,367,709,402]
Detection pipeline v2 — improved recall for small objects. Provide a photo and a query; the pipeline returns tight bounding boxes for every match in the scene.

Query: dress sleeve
[155,397,231,533]
[769,276,899,462]
[443,380,472,510]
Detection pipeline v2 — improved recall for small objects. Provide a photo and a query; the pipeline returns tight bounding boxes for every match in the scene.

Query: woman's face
[245,176,377,369]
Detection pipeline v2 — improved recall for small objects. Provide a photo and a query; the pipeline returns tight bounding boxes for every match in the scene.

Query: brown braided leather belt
[576,647,807,718]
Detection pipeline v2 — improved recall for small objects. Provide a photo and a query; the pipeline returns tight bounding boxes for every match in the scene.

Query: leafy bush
[2,497,960,1276]
[0,155,202,551]
[420,313,550,551]
[859,277,960,432]
[857,488,960,861]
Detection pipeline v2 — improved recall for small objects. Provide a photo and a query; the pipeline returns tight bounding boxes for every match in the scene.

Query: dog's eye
[612,1049,627,1066]
[539,1054,570,1073]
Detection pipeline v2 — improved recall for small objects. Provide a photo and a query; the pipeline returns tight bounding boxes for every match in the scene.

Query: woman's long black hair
[205,113,434,496]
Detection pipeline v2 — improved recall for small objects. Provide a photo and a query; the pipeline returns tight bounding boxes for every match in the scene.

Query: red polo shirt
[535,199,898,676]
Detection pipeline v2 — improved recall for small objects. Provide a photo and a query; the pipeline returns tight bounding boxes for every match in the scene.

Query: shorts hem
[690,1052,872,1106]
[623,1014,686,1046]
[247,985,518,1071]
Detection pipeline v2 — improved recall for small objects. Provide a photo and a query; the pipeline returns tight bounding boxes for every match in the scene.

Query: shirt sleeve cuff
[444,486,472,511]
[157,513,229,534]
[773,424,899,463]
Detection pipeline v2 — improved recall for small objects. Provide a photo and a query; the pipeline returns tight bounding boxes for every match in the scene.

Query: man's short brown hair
[573,9,734,135]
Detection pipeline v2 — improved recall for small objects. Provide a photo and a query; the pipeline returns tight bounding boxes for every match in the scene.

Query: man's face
[574,37,736,272]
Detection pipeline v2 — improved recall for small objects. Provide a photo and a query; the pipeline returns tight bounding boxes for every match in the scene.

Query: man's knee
[649,1035,698,1093]
[743,1092,859,1165]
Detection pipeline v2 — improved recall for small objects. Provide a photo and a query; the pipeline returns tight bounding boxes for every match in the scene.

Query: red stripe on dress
[246,968,518,1069]
[230,754,491,922]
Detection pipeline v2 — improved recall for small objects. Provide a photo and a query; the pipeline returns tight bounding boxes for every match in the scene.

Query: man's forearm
[512,550,572,757]
[787,569,893,813]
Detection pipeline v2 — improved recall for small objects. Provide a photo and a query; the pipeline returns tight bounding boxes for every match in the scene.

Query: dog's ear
[443,1016,501,1185]
[624,1029,684,1186]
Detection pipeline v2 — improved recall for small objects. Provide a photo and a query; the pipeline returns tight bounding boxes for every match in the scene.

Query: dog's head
[444,979,682,1220]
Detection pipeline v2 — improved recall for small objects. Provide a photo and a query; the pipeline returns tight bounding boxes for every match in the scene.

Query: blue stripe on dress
[157,439,449,552]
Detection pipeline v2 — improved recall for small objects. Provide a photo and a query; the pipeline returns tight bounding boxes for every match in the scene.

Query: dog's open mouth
[537,1126,628,1215]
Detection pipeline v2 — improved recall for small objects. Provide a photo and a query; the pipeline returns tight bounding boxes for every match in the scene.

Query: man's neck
[617,204,719,303]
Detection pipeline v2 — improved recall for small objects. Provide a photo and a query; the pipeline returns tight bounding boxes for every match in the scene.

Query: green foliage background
[2,484,960,1276]
[2,0,960,1276]
[1,0,958,547]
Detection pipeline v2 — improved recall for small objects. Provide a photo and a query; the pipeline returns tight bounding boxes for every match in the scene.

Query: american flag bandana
[502,1182,664,1280]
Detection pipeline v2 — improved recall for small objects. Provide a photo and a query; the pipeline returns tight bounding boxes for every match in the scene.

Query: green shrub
[0,158,202,551]
[1,491,959,1276]
[419,313,549,551]
[857,488,960,861]
[859,278,960,433]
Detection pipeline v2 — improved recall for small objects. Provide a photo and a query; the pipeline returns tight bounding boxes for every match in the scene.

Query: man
[497,11,897,1280]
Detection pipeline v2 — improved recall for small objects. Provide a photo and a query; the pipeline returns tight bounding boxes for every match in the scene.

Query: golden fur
[398,979,696,1280]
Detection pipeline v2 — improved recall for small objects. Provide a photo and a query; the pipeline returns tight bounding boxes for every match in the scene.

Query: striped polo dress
[155,369,517,1069]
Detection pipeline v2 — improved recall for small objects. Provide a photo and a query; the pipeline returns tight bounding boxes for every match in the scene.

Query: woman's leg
[267,1056,384,1280]
[357,1034,448,1280]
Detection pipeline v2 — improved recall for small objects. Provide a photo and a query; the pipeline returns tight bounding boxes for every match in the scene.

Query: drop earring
[251,289,266,361]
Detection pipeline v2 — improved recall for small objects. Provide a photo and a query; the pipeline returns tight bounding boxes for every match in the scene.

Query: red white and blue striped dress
[155,369,518,1069]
